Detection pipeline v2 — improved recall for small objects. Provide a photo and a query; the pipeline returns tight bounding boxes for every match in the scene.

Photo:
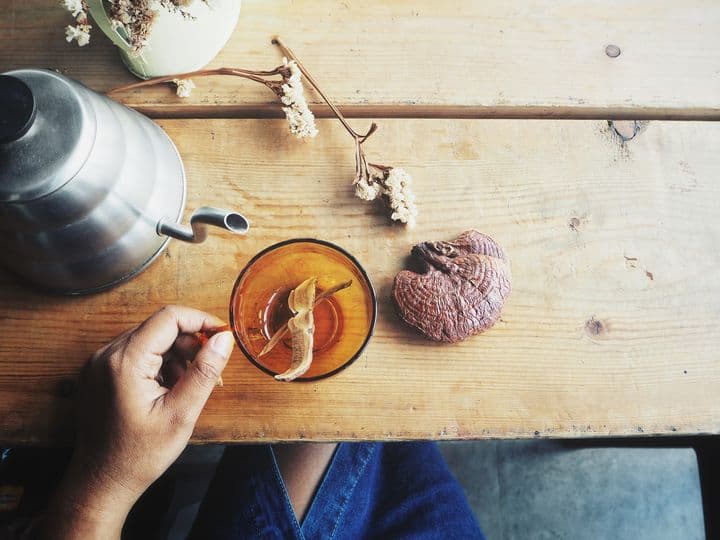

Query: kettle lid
[0,69,95,203]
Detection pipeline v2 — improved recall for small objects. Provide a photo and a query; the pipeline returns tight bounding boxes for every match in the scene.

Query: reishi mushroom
[392,230,511,343]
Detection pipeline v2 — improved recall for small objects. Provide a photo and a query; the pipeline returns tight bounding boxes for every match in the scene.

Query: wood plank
[1,118,720,444]
[1,1,719,118]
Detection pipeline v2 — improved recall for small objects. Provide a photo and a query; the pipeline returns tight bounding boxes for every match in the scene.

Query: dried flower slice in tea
[258,280,352,359]
[275,277,317,381]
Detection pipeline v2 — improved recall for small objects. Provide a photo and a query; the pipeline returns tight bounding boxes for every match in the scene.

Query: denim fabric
[189,442,484,539]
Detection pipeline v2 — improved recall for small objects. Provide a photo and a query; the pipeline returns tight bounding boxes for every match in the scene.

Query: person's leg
[188,443,339,539]
[188,445,305,539]
[300,442,485,539]
[191,441,482,539]
[271,443,338,522]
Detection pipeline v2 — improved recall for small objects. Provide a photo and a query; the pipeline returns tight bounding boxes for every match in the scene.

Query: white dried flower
[356,166,417,226]
[383,168,417,227]
[61,0,85,18]
[65,24,91,47]
[354,177,381,201]
[279,58,318,140]
[172,78,196,98]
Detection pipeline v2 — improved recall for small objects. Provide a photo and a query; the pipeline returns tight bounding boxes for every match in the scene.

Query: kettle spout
[157,207,249,243]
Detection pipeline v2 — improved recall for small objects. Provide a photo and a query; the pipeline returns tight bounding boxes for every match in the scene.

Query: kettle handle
[157,207,249,244]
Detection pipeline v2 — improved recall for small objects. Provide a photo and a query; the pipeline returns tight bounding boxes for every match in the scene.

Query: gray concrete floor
[439,440,705,540]
[164,441,705,539]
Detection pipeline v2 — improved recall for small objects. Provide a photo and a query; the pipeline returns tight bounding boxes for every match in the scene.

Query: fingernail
[210,331,234,357]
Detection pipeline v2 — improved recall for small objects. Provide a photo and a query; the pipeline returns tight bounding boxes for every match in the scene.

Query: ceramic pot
[87,0,241,79]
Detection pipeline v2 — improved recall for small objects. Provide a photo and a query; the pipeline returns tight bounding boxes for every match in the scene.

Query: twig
[272,36,377,142]
[107,66,286,94]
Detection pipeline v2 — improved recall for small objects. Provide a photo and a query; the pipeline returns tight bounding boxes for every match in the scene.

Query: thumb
[164,331,234,424]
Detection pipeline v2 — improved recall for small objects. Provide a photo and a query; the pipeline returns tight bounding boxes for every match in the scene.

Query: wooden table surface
[1,1,719,444]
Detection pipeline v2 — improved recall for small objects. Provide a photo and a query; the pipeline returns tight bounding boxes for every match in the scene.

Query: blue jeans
[189,442,484,539]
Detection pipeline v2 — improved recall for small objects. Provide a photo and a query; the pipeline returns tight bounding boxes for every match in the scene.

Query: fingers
[158,334,201,387]
[159,357,187,388]
[172,334,202,363]
[92,325,138,361]
[163,331,234,424]
[130,306,226,357]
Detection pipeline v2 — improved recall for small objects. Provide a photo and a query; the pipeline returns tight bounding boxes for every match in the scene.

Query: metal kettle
[0,69,249,294]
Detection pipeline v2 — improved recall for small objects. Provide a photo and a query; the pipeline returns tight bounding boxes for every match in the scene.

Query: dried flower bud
[383,167,418,227]
[107,0,157,52]
[172,78,196,98]
[275,277,317,381]
[65,24,91,47]
[355,177,381,201]
[355,166,418,227]
[278,58,318,140]
[269,38,422,228]
[61,0,85,18]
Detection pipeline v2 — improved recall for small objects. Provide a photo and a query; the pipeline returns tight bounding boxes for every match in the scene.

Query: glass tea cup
[229,239,377,381]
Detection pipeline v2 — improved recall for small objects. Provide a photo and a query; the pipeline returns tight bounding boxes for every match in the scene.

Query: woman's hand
[45,305,234,539]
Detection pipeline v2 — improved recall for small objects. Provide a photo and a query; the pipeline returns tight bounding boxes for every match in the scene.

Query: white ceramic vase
[87,0,241,79]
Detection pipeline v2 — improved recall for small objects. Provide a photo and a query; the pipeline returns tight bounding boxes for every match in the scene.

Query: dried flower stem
[273,37,377,186]
[107,66,285,94]
[107,58,318,139]
[272,36,376,143]
[273,37,418,226]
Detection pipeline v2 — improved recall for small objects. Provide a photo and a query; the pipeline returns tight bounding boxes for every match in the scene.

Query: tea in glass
[230,239,376,381]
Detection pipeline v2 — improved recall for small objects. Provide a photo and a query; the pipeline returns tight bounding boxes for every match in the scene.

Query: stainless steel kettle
[0,69,249,294]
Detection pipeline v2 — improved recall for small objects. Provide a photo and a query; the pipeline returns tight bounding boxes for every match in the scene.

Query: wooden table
[1,1,719,444]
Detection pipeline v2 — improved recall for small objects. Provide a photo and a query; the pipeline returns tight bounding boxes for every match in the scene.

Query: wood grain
[1,118,719,444]
[1,1,719,118]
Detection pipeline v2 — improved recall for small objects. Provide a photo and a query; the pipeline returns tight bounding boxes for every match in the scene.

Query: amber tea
[230,239,376,381]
